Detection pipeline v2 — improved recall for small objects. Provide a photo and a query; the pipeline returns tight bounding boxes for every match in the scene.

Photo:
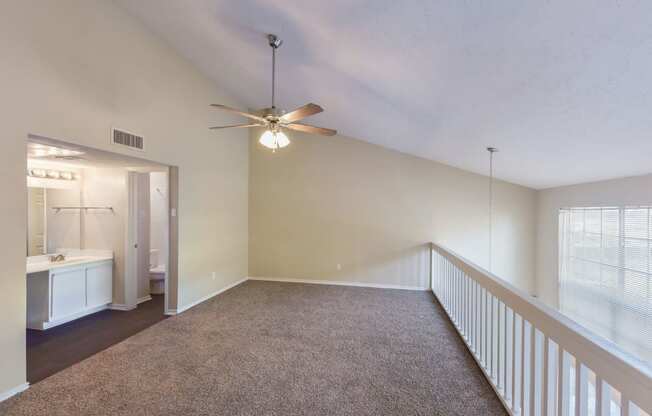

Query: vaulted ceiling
[118,0,652,189]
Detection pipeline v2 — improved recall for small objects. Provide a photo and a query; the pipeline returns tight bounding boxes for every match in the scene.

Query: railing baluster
[542,334,549,416]
[514,314,523,415]
[622,395,630,416]
[494,295,500,382]
[455,267,459,326]
[458,268,462,328]
[559,350,570,416]
[527,321,535,416]
[477,282,482,360]
[575,362,588,416]
[467,274,471,342]
[498,301,505,393]
[446,260,450,314]
[484,288,489,369]
[546,339,558,416]
[459,272,463,334]
[596,378,613,416]
[506,307,514,405]
[461,271,464,333]
[482,287,488,368]
[476,282,481,358]
[489,294,495,379]
[468,275,472,342]
[534,329,545,416]
[471,280,476,354]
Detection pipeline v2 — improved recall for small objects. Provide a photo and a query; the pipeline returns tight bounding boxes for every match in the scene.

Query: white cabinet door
[86,261,113,308]
[51,267,86,320]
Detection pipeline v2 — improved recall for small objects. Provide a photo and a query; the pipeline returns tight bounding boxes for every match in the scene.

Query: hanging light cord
[487,147,498,272]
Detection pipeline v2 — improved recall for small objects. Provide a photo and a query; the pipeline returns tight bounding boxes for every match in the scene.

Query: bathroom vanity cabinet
[27,258,113,330]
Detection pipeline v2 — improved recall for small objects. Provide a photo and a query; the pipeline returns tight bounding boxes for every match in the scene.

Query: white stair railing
[430,243,652,416]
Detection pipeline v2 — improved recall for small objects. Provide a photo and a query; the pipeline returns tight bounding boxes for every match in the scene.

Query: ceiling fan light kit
[209,34,336,152]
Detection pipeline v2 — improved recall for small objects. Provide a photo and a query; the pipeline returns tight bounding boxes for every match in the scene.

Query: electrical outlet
[212,272,216,280]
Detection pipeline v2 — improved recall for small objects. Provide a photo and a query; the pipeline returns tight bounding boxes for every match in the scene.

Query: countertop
[27,251,113,274]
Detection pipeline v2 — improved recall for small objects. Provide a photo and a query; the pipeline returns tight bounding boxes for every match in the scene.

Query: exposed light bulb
[30,169,46,178]
[259,129,290,151]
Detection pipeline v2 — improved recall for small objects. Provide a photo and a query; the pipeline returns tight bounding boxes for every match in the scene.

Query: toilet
[149,249,166,295]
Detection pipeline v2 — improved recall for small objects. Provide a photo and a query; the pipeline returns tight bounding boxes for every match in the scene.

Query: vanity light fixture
[46,170,60,179]
[27,168,77,181]
[29,168,47,178]
[27,143,85,159]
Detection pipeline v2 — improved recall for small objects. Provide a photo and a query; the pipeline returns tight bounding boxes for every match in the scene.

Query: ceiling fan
[209,34,336,151]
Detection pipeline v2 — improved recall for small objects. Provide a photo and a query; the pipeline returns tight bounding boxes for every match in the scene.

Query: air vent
[111,128,145,151]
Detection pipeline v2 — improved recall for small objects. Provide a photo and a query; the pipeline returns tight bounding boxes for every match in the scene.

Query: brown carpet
[1,280,506,415]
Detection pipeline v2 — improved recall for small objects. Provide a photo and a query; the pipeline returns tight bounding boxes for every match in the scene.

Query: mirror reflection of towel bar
[51,206,114,213]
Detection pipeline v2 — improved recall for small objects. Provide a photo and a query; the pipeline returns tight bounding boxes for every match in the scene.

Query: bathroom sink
[50,256,92,265]
[27,253,114,274]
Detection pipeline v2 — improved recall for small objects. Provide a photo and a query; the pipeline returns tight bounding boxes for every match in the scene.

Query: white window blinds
[559,207,652,364]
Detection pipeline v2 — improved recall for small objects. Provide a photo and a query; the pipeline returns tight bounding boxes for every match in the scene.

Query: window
[559,207,652,364]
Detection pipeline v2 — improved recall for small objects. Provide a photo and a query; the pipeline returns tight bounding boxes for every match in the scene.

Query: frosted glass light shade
[259,129,290,150]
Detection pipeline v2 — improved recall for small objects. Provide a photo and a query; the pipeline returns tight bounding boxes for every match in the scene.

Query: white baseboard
[28,304,110,330]
[0,382,29,403]
[248,276,429,291]
[108,303,136,311]
[171,276,426,316]
[176,277,248,314]
[137,295,152,304]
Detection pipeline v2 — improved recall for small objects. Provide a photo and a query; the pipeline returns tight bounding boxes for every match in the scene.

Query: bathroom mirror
[27,186,82,257]
[27,187,46,256]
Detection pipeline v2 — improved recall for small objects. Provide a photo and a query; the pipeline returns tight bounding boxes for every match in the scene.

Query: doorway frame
[26,133,179,314]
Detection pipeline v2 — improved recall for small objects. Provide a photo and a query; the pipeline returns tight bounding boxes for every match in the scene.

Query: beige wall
[0,0,248,395]
[81,168,130,304]
[150,172,169,269]
[249,130,536,291]
[535,174,652,308]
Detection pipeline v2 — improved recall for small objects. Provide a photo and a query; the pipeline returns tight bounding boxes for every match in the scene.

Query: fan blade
[285,123,336,136]
[209,123,261,130]
[280,103,323,123]
[210,104,267,123]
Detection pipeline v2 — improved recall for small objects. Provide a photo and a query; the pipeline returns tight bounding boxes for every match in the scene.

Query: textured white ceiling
[118,0,652,189]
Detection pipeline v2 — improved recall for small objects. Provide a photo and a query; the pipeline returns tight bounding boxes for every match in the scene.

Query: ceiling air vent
[111,128,145,151]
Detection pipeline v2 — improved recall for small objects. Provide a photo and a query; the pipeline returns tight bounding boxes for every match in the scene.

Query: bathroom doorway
[25,134,179,383]
[126,170,172,314]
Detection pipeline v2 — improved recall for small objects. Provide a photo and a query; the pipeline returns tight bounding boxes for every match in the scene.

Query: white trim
[0,383,29,403]
[27,304,110,330]
[176,278,248,314]
[164,308,178,316]
[137,295,152,304]
[108,303,136,311]
[248,276,429,291]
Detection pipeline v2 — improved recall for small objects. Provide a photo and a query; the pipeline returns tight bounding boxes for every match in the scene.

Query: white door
[126,172,150,308]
